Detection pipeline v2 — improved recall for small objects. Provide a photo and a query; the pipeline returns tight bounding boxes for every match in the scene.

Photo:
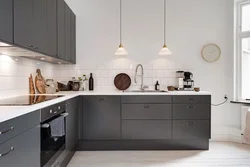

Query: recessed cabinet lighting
[40,57,45,60]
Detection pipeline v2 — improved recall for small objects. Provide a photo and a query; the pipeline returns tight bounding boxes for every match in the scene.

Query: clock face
[201,44,221,62]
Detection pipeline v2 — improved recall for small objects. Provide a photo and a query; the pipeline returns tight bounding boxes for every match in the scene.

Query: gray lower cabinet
[122,120,172,139]
[82,96,121,140]
[0,126,40,167]
[66,97,79,151]
[0,0,13,43]
[173,120,210,139]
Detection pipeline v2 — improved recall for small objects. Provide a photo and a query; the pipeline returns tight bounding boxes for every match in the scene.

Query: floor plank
[68,142,250,167]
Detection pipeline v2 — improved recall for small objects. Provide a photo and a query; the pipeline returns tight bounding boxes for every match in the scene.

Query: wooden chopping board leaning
[35,69,46,94]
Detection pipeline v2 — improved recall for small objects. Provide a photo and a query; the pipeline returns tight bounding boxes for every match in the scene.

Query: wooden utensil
[114,73,131,91]
[35,69,46,94]
[29,74,35,94]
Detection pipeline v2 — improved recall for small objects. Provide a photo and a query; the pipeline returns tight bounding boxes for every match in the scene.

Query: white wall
[62,0,242,140]
[0,55,55,98]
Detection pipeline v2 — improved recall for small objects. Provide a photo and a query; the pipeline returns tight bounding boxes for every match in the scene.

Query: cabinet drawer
[0,110,40,145]
[122,120,172,139]
[122,96,172,104]
[173,120,210,139]
[0,126,40,167]
[122,104,172,119]
[173,104,210,119]
[173,96,211,104]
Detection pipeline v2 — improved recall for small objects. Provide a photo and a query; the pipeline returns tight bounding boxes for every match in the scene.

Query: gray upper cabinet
[0,126,40,167]
[66,97,79,151]
[57,0,66,60]
[0,0,13,44]
[64,3,71,62]
[82,96,121,140]
[14,0,57,56]
[70,9,76,64]
[14,0,34,49]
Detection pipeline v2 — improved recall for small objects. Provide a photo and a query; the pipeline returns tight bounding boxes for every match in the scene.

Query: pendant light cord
[120,0,122,45]
[164,0,166,45]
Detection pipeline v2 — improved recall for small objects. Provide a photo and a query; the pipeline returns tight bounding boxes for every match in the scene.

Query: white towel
[49,116,65,137]
[244,111,250,142]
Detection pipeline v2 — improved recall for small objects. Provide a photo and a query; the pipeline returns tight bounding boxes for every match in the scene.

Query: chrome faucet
[135,64,148,90]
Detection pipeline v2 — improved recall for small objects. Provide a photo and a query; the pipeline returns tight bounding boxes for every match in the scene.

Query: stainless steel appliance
[0,95,64,106]
[40,102,68,167]
[183,72,194,91]
[176,71,184,90]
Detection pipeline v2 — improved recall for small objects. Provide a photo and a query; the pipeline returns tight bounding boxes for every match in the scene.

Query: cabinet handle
[187,106,195,109]
[189,98,195,101]
[0,127,14,135]
[186,122,196,125]
[98,98,105,101]
[144,105,150,109]
[0,147,14,157]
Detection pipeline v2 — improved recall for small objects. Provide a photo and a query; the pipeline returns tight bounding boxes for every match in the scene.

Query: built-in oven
[40,102,68,167]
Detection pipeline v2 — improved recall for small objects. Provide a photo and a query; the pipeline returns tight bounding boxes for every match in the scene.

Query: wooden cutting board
[35,69,46,94]
[114,73,131,91]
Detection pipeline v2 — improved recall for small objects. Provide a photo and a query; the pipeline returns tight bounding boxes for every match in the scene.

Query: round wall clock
[201,43,221,62]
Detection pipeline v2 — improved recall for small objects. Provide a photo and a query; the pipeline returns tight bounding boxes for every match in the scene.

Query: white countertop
[0,90,211,124]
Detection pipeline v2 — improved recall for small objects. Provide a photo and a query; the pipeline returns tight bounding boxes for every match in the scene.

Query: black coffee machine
[183,72,194,91]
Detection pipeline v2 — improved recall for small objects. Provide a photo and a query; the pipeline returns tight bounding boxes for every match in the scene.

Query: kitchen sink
[125,90,168,93]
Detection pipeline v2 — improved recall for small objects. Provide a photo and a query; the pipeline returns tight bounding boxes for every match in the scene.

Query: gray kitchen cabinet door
[173,120,210,139]
[64,3,71,62]
[70,10,76,64]
[122,120,172,139]
[57,0,65,60]
[0,126,40,167]
[0,0,13,43]
[82,96,121,140]
[14,0,34,49]
[33,0,57,56]
[66,97,79,151]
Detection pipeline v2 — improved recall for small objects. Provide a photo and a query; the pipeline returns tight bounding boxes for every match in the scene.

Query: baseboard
[210,126,242,143]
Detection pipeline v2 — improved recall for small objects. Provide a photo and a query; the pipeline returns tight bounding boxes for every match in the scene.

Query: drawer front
[0,126,40,167]
[122,96,172,104]
[173,120,210,139]
[173,104,210,119]
[0,110,40,145]
[122,120,172,139]
[173,95,211,104]
[122,104,172,120]
[41,101,66,122]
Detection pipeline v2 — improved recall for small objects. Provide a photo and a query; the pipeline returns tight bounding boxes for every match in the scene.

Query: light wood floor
[68,142,250,167]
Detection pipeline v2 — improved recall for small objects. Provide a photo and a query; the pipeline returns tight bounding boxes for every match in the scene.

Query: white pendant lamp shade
[115,44,128,56]
[115,0,128,56]
[159,44,172,56]
[159,0,172,56]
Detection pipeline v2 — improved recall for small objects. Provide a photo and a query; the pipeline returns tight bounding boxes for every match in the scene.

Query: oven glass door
[41,115,66,167]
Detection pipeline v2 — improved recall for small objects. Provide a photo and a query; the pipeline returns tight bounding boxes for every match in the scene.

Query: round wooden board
[114,73,131,91]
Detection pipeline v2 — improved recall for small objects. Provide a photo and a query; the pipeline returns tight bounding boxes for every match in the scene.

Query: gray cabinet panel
[173,120,210,139]
[173,95,211,104]
[122,104,172,120]
[173,104,210,120]
[70,10,76,64]
[122,120,172,139]
[64,3,71,62]
[14,0,34,49]
[66,97,79,151]
[122,96,172,104]
[82,96,121,140]
[57,0,65,60]
[0,110,40,145]
[0,126,40,167]
[0,0,13,43]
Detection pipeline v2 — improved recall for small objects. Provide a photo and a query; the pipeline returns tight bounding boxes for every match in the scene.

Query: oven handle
[41,113,69,128]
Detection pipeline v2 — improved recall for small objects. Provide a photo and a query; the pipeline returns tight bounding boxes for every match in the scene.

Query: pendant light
[159,0,172,56]
[115,0,128,56]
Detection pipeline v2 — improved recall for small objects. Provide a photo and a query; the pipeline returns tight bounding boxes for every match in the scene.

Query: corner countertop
[0,90,211,124]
